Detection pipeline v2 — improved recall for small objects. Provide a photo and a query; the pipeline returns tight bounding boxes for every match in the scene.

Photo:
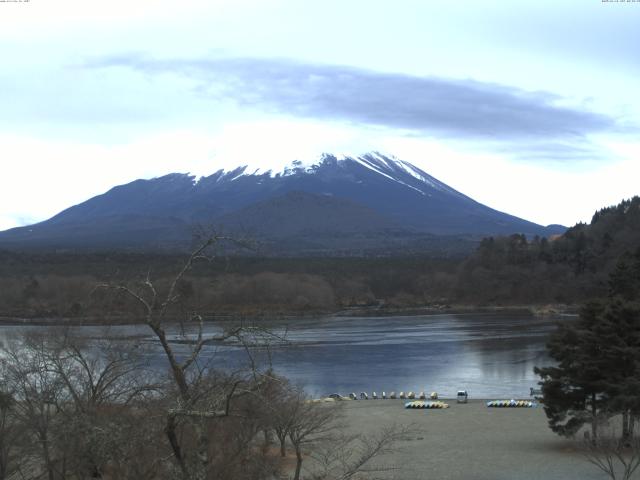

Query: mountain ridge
[0,152,565,254]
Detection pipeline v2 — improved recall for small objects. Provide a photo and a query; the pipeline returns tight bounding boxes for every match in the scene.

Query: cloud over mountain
[86,55,618,143]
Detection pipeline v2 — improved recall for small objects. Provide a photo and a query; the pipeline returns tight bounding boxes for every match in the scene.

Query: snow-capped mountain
[0,153,565,254]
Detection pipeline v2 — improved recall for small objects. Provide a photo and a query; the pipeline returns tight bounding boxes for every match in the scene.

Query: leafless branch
[583,427,640,480]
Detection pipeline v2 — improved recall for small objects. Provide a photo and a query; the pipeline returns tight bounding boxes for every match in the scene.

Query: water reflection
[0,313,562,398]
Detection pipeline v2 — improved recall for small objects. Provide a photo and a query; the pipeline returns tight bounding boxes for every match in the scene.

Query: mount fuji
[0,153,564,255]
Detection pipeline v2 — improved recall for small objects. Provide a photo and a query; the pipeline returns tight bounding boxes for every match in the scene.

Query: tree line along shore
[0,196,637,322]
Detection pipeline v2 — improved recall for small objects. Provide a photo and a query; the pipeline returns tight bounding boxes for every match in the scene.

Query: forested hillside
[456,196,640,304]
[0,197,637,320]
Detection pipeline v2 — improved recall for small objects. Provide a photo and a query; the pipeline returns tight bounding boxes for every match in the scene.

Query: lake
[0,312,565,399]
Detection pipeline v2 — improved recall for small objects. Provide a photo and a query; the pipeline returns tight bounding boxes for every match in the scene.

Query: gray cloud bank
[85,54,620,153]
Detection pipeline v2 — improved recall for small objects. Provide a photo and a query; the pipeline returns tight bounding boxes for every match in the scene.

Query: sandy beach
[338,399,604,480]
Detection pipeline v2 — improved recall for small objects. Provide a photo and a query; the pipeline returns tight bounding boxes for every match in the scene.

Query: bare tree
[308,424,412,480]
[46,330,159,479]
[583,424,640,480]
[283,392,412,480]
[257,374,296,458]
[0,390,25,480]
[97,234,285,480]
[0,328,162,480]
[0,234,416,480]
[1,334,67,480]
[45,330,156,412]
[203,374,281,480]
[287,393,343,480]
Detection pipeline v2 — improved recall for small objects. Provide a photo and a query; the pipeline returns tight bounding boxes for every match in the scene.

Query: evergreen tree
[609,249,640,301]
[535,302,609,439]
[536,248,640,441]
[598,299,640,440]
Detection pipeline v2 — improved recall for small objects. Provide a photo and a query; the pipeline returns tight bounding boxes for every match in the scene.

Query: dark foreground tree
[535,301,609,438]
[536,249,640,442]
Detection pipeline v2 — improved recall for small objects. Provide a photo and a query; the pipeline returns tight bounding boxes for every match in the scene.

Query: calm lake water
[0,313,565,399]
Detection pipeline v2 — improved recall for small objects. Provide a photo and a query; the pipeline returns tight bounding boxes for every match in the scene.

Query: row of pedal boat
[404,400,537,409]
[486,400,537,408]
[344,391,439,400]
[405,401,449,409]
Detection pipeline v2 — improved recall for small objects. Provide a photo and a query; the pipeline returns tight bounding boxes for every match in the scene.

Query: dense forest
[0,197,638,321]
[457,196,640,305]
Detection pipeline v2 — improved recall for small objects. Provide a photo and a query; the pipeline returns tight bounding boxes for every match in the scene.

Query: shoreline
[0,303,578,326]
[335,303,579,317]
[317,398,539,403]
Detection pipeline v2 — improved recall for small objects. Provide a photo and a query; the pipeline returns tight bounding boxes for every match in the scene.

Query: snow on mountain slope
[0,152,565,253]
[207,152,463,199]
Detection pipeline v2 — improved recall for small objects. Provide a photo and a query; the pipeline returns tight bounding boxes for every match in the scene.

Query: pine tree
[598,299,640,440]
[536,248,640,441]
[609,249,640,301]
[535,301,609,439]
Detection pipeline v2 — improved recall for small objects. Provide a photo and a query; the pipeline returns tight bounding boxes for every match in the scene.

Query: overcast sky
[1,0,639,229]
